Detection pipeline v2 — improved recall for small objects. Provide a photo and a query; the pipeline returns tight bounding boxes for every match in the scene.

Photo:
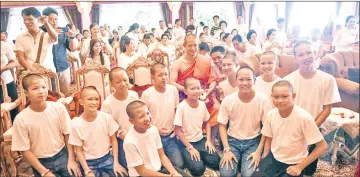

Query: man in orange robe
[170,34,220,141]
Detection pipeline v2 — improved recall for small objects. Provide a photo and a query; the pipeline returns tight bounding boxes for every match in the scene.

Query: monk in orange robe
[170,34,220,142]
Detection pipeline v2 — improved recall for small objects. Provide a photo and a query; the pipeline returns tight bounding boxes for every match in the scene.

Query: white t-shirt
[262,41,280,55]
[157,44,176,63]
[254,76,282,105]
[124,126,163,176]
[1,41,16,84]
[261,105,324,164]
[141,85,179,130]
[15,30,58,73]
[155,28,167,39]
[117,52,139,70]
[244,43,258,58]
[126,32,140,46]
[284,69,341,120]
[217,92,272,140]
[173,26,185,41]
[101,91,139,131]
[11,102,71,158]
[69,111,119,160]
[332,27,359,52]
[80,38,113,58]
[137,43,156,57]
[218,78,238,100]
[173,101,210,142]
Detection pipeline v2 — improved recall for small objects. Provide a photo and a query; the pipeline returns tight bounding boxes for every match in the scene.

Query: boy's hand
[67,160,81,177]
[170,172,183,177]
[88,171,96,177]
[247,150,261,169]
[205,140,216,154]
[189,148,201,161]
[220,151,238,170]
[47,171,56,177]
[286,164,303,176]
[114,162,128,177]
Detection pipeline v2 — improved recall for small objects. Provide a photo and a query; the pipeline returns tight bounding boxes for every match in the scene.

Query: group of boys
[11,33,340,177]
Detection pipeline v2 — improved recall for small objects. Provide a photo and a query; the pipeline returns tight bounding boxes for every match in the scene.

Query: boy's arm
[174,125,192,149]
[41,16,57,43]
[287,140,327,176]
[75,146,93,176]
[169,61,185,92]
[111,134,128,177]
[21,150,55,176]
[219,123,230,149]
[135,165,169,177]
[262,137,272,158]
[64,135,81,177]
[314,104,332,127]
[158,148,178,176]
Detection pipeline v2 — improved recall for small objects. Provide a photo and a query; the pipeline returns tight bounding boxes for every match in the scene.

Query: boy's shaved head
[236,65,255,79]
[184,77,199,89]
[22,73,46,91]
[150,63,166,75]
[109,67,127,82]
[80,86,99,98]
[272,80,294,93]
[261,51,278,61]
[126,100,146,119]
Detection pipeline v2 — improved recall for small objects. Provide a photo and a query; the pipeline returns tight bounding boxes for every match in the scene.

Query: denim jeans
[251,152,303,177]
[32,147,72,177]
[117,137,128,170]
[85,153,115,177]
[161,134,185,169]
[219,135,260,177]
[179,137,220,176]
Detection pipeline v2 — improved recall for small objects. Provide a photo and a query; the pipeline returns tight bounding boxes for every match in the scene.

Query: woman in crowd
[333,15,359,52]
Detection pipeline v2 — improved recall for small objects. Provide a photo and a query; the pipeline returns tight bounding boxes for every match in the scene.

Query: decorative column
[243,2,251,29]
[76,2,92,31]
[167,2,182,24]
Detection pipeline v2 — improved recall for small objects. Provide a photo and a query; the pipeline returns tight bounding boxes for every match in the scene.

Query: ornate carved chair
[175,44,186,61]
[76,59,110,101]
[67,53,81,84]
[127,57,153,97]
[147,48,170,72]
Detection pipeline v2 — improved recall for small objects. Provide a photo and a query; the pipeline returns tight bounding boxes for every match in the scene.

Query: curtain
[249,4,255,29]
[355,2,359,17]
[285,2,293,33]
[179,3,186,28]
[90,4,100,25]
[161,2,172,26]
[234,2,243,17]
[336,2,342,16]
[62,6,83,32]
[1,8,10,32]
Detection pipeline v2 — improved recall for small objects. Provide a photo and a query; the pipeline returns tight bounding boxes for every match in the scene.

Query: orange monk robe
[176,55,220,127]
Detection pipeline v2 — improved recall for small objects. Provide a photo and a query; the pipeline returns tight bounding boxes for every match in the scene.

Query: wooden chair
[67,53,81,84]
[127,57,153,97]
[147,48,170,72]
[76,59,110,101]
[1,78,23,177]
[175,44,186,61]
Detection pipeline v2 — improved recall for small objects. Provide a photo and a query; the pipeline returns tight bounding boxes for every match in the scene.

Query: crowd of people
[0,5,359,177]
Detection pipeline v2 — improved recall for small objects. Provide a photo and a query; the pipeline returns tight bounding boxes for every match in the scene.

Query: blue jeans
[85,153,115,177]
[179,137,220,176]
[32,147,72,177]
[117,137,128,170]
[161,134,185,169]
[219,135,260,177]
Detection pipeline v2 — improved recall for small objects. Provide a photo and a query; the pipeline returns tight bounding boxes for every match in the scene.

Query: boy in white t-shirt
[217,52,238,101]
[284,41,341,176]
[141,63,184,169]
[123,100,188,177]
[253,80,327,177]
[69,86,127,177]
[174,77,220,176]
[11,74,80,177]
[218,66,272,177]
[101,67,139,169]
[254,51,281,106]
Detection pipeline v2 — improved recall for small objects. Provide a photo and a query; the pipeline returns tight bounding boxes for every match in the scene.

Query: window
[7,6,68,42]
[193,2,236,30]
[290,2,336,37]
[100,3,163,32]
[251,2,278,31]
[336,2,357,27]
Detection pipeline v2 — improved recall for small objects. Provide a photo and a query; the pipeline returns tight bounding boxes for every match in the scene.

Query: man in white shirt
[275,18,287,47]
[173,19,185,42]
[0,41,19,121]
[15,7,58,73]
[235,15,248,41]
[1,31,15,50]
[155,20,167,41]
